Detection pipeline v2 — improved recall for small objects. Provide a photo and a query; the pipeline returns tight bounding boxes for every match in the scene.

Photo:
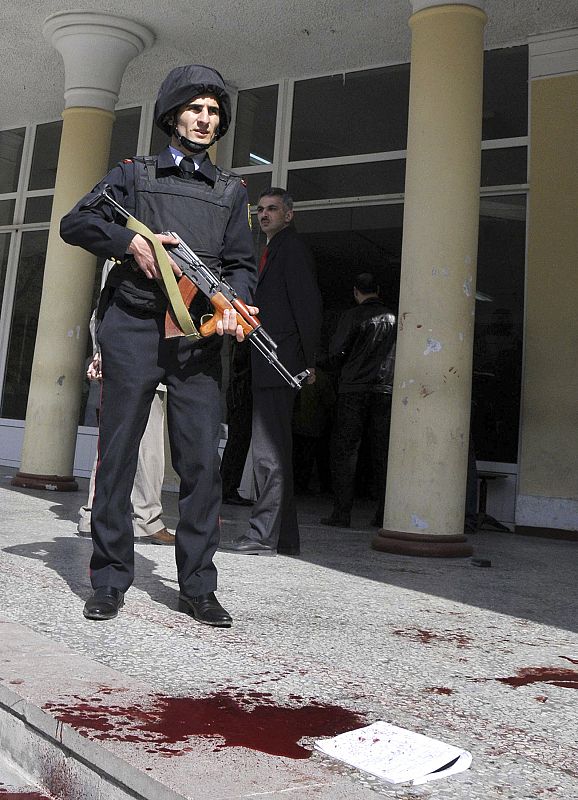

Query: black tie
[179,156,196,178]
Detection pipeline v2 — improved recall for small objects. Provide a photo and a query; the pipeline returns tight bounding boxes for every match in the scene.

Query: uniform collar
[156,146,217,184]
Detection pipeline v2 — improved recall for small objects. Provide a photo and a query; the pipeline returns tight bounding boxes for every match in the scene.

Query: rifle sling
[125,216,201,339]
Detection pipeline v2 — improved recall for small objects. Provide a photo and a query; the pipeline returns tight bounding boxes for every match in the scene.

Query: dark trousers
[293,434,318,492]
[248,386,299,549]
[220,380,252,498]
[92,299,222,595]
[331,391,392,520]
[293,431,332,494]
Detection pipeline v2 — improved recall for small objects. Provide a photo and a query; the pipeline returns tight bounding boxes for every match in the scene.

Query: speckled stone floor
[0,467,576,800]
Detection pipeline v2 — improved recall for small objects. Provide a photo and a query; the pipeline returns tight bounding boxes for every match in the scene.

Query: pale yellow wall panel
[519,74,578,498]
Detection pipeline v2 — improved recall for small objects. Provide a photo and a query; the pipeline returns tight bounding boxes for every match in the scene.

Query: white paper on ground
[314,721,472,785]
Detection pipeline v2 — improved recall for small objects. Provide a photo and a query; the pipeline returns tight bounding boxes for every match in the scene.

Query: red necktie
[258,246,269,274]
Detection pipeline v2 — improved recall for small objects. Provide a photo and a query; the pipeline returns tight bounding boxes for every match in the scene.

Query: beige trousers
[78,390,165,536]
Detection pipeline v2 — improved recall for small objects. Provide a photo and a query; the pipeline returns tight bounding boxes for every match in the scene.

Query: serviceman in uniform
[61,64,257,626]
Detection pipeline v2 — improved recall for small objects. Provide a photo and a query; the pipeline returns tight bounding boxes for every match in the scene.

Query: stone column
[373,1,486,556]
[13,12,154,490]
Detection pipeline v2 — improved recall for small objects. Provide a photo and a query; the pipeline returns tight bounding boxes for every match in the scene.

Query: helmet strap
[173,129,216,154]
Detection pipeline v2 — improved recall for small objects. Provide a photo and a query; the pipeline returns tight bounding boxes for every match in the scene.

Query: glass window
[290,64,410,161]
[481,147,527,187]
[288,160,406,202]
[0,128,26,194]
[108,107,141,168]
[232,85,278,168]
[473,195,526,462]
[150,122,170,155]
[1,230,48,419]
[24,108,139,206]
[28,121,62,191]
[294,205,404,344]
[241,171,273,205]
[483,46,528,140]
[0,200,15,226]
[24,196,53,224]
[0,233,10,310]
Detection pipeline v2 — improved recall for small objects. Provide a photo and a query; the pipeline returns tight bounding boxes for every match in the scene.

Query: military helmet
[154,64,232,141]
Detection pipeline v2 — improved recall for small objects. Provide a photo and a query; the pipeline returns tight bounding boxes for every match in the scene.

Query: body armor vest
[112,156,241,318]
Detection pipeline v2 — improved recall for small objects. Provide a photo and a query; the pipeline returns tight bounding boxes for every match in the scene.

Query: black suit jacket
[252,225,323,389]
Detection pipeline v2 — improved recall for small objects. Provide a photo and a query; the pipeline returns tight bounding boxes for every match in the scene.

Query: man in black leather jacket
[320,273,396,528]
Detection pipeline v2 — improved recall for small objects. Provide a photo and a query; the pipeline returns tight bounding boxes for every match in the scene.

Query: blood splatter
[44,690,365,759]
[0,793,55,799]
[424,687,454,695]
[392,628,472,648]
[497,667,578,690]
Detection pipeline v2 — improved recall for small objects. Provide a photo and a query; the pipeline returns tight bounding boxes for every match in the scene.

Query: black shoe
[277,543,300,556]
[320,514,351,528]
[222,491,254,507]
[218,536,276,555]
[178,592,232,627]
[83,587,124,621]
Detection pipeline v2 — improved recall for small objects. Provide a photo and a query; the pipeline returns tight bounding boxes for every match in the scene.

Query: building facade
[0,2,576,544]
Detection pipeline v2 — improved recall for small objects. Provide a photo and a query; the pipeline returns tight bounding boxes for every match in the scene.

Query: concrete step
[0,746,51,796]
[0,619,373,800]
[0,673,187,800]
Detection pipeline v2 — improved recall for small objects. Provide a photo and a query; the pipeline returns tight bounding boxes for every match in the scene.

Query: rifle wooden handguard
[165,275,261,339]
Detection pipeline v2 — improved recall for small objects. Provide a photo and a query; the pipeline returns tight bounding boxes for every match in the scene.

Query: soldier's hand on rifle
[128,233,182,280]
[217,305,260,342]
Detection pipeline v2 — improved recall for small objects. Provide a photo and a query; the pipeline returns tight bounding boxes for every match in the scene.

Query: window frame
[0,104,145,421]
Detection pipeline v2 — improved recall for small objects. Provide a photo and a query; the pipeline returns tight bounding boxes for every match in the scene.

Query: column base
[372,529,472,557]
[11,472,78,492]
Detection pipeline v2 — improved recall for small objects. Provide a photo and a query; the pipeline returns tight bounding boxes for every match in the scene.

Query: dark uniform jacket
[252,225,323,389]
[60,148,256,324]
[322,298,396,394]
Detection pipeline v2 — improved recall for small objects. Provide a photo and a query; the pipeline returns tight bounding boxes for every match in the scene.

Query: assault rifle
[85,187,310,390]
